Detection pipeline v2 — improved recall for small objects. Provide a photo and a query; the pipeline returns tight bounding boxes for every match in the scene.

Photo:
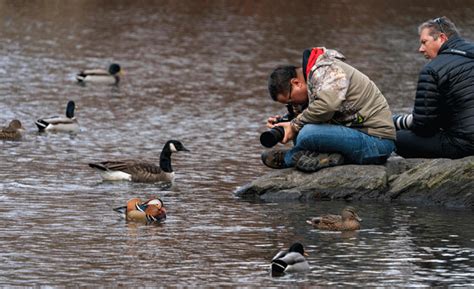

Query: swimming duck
[89,140,189,183]
[0,119,25,141]
[35,100,79,133]
[113,197,167,224]
[306,206,362,231]
[271,242,310,276]
[76,63,122,84]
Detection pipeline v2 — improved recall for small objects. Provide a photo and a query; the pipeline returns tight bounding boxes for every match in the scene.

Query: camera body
[260,114,291,148]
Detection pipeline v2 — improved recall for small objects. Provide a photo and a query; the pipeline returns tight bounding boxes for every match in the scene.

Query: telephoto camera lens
[260,126,285,148]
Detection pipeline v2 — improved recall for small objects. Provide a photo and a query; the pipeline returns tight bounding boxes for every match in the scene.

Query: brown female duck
[306,206,362,231]
[0,119,24,141]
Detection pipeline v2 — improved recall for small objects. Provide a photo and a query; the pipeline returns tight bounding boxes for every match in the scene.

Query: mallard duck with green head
[76,63,122,84]
[35,100,79,133]
[271,242,310,276]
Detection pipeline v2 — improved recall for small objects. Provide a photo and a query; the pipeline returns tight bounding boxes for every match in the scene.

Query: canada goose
[76,63,122,84]
[35,100,79,133]
[89,140,189,183]
[271,242,310,276]
[113,197,166,224]
[0,119,25,141]
[306,206,362,231]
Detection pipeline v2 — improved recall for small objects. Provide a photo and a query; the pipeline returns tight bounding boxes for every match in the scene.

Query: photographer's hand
[275,122,296,144]
[266,115,282,128]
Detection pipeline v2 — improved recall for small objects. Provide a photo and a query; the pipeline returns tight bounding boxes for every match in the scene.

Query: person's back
[296,48,395,141]
[334,58,395,140]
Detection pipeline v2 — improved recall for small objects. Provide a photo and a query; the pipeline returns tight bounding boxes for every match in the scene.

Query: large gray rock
[385,157,474,207]
[235,156,474,208]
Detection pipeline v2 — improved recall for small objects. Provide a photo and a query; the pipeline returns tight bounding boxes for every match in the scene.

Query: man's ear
[440,33,449,43]
[290,77,303,88]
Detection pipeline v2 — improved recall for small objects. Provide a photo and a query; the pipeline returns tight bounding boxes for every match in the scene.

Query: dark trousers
[395,130,473,159]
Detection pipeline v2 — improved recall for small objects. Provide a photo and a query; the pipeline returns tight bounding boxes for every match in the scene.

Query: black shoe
[261,149,288,169]
[296,153,344,172]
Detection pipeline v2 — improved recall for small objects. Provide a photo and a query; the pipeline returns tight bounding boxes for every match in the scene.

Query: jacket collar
[439,35,464,53]
[304,47,346,80]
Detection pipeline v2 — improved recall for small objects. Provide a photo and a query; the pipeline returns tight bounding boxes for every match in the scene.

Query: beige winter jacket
[291,48,396,140]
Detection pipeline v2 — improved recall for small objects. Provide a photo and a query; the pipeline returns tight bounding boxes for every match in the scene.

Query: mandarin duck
[113,197,167,224]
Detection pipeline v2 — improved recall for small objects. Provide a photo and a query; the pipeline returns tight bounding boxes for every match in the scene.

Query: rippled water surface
[1,0,473,286]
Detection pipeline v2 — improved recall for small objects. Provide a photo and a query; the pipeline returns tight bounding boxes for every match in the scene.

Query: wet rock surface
[235,156,474,208]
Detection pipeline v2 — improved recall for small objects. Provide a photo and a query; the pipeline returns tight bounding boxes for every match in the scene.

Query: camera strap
[440,48,474,59]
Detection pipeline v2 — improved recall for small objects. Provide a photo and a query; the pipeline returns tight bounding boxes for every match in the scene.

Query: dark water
[1,0,473,286]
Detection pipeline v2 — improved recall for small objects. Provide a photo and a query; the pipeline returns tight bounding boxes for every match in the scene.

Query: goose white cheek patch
[169,143,177,152]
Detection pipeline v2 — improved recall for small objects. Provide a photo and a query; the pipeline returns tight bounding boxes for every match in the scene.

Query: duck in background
[88,140,189,183]
[271,242,310,276]
[306,206,362,231]
[113,197,167,224]
[35,100,79,133]
[76,63,123,84]
[0,119,25,141]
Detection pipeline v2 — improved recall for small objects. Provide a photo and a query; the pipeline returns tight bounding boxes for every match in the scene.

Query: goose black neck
[160,147,173,173]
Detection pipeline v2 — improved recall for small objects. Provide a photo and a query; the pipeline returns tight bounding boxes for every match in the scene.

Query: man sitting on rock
[262,47,396,172]
[393,16,474,158]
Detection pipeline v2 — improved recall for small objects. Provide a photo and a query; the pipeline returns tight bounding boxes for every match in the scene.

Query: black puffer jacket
[412,35,474,152]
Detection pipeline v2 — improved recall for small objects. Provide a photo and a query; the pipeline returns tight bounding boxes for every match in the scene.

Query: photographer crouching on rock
[392,17,474,158]
[261,47,396,172]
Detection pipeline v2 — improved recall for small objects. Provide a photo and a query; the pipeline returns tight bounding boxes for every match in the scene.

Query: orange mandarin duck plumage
[114,197,167,224]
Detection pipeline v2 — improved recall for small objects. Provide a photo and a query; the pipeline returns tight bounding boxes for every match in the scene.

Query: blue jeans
[284,124,395,166]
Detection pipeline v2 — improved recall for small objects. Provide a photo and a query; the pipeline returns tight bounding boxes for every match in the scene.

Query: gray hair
[418,16,459,39]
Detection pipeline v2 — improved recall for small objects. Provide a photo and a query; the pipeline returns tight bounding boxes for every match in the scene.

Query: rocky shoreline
[235,156,474,208]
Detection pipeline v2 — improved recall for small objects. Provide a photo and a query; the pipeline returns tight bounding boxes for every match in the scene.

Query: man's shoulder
[324,49,346,60]
[424,47,464,72]
[443,36,474,53]
[421,56,449,77]
[431,37,474,67]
